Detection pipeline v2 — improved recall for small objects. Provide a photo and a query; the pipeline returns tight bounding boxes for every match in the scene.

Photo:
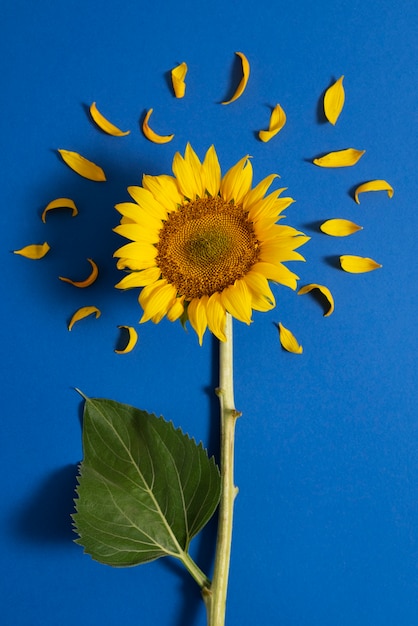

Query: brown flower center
[156,196,259,299]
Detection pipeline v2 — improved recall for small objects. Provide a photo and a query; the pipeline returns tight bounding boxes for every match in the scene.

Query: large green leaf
[73,397,220,567]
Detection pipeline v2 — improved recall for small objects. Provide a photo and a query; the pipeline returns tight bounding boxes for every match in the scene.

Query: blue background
[2,1,417,624]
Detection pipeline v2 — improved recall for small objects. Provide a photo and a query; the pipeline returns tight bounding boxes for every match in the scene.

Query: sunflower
[114,144,309,344]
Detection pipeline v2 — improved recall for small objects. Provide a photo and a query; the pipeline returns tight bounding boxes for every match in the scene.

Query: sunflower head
[114,143,309,344]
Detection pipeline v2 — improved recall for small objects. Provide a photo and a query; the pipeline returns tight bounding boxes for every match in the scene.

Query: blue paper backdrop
[1,1,417,624]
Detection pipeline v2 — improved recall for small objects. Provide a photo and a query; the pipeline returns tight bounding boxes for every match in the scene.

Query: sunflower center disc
[157,196,260,299]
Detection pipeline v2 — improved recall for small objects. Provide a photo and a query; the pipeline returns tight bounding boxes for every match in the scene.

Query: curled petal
[171,62,188,98]
[278,322,303,354]
[58,149,106,181]
[115,326,138,354]
[59,258,99,288]
[142,109,174,144]
[89,102,130,136]
[323,76,345,125]
[258,104,286,142]
[320,219,363,236]
[222,51,250,105]
[313,148,365,168]
[298,283,335,316]
[41,198,78,223]
[68,306,101,331]
[340,255,382,273]
[354,180,394,204]
[14,242,50,259]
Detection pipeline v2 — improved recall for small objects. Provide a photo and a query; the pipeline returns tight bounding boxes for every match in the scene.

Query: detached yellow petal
[142,109,174,144]
[354,180,394,204]
[59,258,99,288]
[324,76,345,125]
[89,102,130,136]
[340,255,382,273]
[58,149,106,181]
[320,218,363,236]
[298,284,335,316]
[222,52,250,105]
[171,62,188,98]
[41,198,78,223]
[278,322,303,354]
[14,242,50,259]
[68,306,101,331]
[258,104,287,142]
[313,148,365,168]
[115,325,138,354]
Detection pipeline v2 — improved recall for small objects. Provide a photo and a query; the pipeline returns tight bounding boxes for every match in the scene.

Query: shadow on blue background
[12,464,79,544]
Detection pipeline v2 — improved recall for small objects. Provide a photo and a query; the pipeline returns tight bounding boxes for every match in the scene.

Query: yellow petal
[142,174,183,212]
[323,76,345,125]
[167,296,185,322]
[354,180,394,204]
[202,145,221,197]
[340,255,382,273]
[258,104,286,142]
[115,267,161,289]
[58,149,106,181]
[172,143,205,198]
[278,322,303,354]
[243,271,275,311]
[59,258,99,288]
[171,62,188,98]
[115,325,138,354]
[41,198,78,223]
[222,51,250,105]
[320,218,363,236]
[187,296,208,346]
[114,221,154,240]
[142,109,174,144]
[127,186,167,220]
[220,155,252,204]
[113,241,157,266]
[313,148,365,168]
[89,102,130,136]
[253,261,299,291]
[298,283,335,316]
[14,242,50,259]
[242,174,279,211]
[68,306,101,331]
[221,279,252,324]
[206,293,227,342]
[139,281,177,323]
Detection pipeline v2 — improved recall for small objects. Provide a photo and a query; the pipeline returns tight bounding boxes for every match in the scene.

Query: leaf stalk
[180,551,211,589]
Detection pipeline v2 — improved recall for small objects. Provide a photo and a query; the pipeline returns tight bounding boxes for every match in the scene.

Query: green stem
[180,551,211,589]
[204,313,239,626]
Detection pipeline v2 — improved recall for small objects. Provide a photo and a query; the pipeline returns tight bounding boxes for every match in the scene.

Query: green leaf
[73,397,220,567]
